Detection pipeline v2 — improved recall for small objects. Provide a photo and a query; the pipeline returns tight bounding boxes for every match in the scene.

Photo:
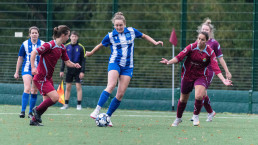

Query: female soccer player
[86,12,163,127]
[190,18,232,122]
[29,25,81,126]
[160,31,232,126]
[14,26,45,118]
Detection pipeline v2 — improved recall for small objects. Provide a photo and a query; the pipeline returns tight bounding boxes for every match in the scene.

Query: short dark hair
[70,31,79,36]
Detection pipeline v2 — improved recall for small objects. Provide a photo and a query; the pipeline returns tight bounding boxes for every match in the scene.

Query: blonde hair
[197,18,215,39]
[52,25,70,39]
[111,12,126,25]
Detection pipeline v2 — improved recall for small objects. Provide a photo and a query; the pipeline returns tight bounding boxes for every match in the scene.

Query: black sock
[65,100,69,104]
[77,101,81,105]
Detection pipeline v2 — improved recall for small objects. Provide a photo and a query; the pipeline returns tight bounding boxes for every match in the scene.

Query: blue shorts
[108,63,133,78]
[22,71,32,76]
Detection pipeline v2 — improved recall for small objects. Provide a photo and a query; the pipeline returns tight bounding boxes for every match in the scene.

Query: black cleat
[32,107,42,123]
[28,112,33,118]
[30,120,43,126]
[19,112,25,118]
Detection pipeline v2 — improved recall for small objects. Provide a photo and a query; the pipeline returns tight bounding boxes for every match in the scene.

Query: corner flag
[57,80,65,104]
[169,28,177,111]
[169,28,178,46]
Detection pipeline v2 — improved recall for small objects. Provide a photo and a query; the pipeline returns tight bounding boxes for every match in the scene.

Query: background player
[14,26,45,118]
[190,18,232,122]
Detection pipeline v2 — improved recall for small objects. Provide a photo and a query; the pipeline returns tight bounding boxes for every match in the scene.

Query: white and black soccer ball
[95,113,110,127]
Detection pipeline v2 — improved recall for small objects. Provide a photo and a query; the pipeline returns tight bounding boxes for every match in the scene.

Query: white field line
[1,112,258,119]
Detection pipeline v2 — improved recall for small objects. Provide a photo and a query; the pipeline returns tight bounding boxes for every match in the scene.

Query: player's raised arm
[85,43,104,57]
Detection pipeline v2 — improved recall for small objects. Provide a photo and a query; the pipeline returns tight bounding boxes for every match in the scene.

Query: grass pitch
[0,105,257,145]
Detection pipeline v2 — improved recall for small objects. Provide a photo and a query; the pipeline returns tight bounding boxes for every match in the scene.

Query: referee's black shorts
[65,68,82,83]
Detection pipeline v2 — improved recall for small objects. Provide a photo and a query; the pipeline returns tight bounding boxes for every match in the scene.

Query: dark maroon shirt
[34,40,69,81]
[206,38,223,72]
[176,42,221,81]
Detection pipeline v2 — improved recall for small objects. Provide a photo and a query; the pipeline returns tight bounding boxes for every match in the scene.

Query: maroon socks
[193,99,203,115]
[176,100,187,118]
[36,97,56,115]
[203,95,213,113]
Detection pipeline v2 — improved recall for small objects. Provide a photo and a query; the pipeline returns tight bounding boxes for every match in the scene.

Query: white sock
[96,105,101,111]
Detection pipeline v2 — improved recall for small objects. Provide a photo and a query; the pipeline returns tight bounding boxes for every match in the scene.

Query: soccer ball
[95,113,110,127]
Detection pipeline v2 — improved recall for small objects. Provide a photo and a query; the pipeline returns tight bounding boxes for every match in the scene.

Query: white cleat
[90,109,99,119]
[206,111,216,122]
[76,105,82,110]
[60,104,68,110]
[171,118,182,127]
[193,115,200,126]
[108,120,113,127]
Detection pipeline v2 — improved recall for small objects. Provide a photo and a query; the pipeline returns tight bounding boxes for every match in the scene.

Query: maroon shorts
[33,79,55,96]
[181,77,209,94]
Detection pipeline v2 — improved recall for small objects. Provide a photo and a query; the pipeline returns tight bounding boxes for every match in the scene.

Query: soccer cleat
[60,104,69,110]
[90,109,99,119]
[76,105,82,110]
[28,112,33,118]
[193,115,200,126]
[171,118,182,127]
[30,120,43,126]
[19,111,25,118]
[32,107,42,123]
[206,111,216,122]
[108,120,113,127]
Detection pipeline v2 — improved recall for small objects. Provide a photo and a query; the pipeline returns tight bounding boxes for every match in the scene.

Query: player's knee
[106,85,116,92]
[52,95,60,102]
[76,86,82,92]
[195,95,203,100]
[66,86,72,91]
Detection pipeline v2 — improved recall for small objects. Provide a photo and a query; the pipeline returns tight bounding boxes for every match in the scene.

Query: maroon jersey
[175,42,221,81]
[34,40,69,81]
[206,38,223,72]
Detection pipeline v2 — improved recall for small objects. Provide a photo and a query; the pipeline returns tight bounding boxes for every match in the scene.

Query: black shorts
[65,68,82,83]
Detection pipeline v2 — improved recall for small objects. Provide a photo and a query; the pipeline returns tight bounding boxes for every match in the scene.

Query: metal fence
[0,0,255,90]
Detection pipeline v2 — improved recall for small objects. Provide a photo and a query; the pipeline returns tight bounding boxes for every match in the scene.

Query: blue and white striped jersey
[102,27,143,68]
[18,38,45,74]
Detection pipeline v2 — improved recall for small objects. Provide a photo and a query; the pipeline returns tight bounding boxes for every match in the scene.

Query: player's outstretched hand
[223,79,233,86]
[160,58,168,64]
[85,51,93,57]
[155,41,163,46]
